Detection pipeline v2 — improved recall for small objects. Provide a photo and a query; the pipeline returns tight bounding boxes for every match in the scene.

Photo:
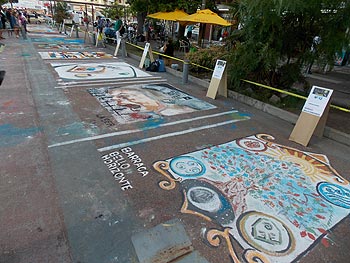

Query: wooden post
[206,59,227,99]
[139,42,154,69]
[289,86,333,146]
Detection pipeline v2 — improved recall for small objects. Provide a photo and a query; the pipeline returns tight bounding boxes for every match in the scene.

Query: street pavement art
[153,134,350,263]
[27,25,57,34]
[88,83,216,124]
[39,51,113,59]
[52,62,151,80]
[31,37,84,44]
[35,43,85,50]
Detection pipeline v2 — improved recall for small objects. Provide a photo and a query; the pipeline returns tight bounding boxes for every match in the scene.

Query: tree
[103,3,124,21]
[0,0,8,6]
[228,0,350,89]
[54,2,70,24]
[126,0,216,36]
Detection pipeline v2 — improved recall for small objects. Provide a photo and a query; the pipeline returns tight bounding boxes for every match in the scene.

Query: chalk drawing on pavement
[52,62,151,80]
[35,44,85,50]
[0,123,41,147]
[88,83,216,124]
[39,51,113,59]
[153,134,350,263]
[31,37,84,44]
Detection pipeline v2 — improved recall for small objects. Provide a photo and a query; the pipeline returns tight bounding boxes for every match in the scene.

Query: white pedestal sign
[139,42,154,69]
[114,38,122,57]
[289,85,333,146]
[206,59,227,99]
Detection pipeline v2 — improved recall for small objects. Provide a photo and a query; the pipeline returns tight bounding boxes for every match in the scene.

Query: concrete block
[174,250,210,263]
[131,218,193,263]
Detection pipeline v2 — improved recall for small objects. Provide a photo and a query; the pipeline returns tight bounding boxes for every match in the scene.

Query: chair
[179,40,190,54]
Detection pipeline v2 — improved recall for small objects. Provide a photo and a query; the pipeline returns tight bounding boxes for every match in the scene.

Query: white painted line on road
[48,110,243,148]
[54,79,166,89]
[55,78,167,89]
[97,119,242,152]
[56,76,163,86]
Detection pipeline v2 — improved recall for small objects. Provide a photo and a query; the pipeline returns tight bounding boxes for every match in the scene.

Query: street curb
[127,52,350,147]
[226,90,350,147]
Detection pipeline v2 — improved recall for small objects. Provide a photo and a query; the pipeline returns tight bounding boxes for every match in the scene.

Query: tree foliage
[102,3,124,20]
[126,0,217,35]
[228,0,350,89]
[54,2,70,24]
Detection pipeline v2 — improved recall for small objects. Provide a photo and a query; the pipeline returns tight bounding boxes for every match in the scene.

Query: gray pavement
[1,24,350,263]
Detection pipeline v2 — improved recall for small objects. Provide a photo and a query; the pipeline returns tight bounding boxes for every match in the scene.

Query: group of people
[95,15,129,42]
[0,7,29,39]
[94,16,156,44]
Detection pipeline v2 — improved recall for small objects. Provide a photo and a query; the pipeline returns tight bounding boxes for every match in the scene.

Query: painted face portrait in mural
[88,84,215,124]
[110,88,167,114]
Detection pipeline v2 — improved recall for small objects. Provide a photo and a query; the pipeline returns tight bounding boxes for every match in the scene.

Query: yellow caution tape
[123,42,349,113]
[242,79,350,113]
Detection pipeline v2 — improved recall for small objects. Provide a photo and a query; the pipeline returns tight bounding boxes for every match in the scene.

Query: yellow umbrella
[147,9,189,21]
[177,9,231,26]
[147,12,164,19]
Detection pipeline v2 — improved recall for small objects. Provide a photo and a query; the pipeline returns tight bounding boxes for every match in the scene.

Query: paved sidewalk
[1,25,350,263]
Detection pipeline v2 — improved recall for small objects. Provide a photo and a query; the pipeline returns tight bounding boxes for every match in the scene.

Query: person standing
[186,25,193,39]
[143,18,150,42]
[18,12,28,34]
[114,16,122,40]
[10,11,20,38]
[0,8,6,39]
[96,16,105,33]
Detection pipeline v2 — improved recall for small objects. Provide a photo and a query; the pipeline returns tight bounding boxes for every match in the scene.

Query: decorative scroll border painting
[153,134,350,263]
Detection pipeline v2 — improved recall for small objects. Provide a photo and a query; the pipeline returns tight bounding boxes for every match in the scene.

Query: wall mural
[52,62,151,80]
[153,134,350,263]
[39,51,113,59]
[88,83,216,124]
[36,44,85,50]
[31,37,84,44]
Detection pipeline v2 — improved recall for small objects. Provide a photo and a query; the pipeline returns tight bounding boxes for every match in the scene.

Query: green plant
[54,2,70,24]
[185,46,230,73]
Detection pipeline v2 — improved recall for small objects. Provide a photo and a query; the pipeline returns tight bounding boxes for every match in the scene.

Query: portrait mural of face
[88,84,215,124]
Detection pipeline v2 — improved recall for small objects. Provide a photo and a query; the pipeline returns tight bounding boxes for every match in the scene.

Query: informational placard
[206,59,227,99]
[289,85,333,146]
[63,19,73,25]
[212,60,226,79]
[139,42,154,69]
[302,86,333,117]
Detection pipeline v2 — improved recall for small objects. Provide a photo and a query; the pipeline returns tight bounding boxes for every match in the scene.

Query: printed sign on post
[289,85,333,146]
[63,19,73,25]
[212,60,226,79]
[114,38,122,57]
[139,43,154,69]
[302,86,333,117]
[206,60,227,99]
